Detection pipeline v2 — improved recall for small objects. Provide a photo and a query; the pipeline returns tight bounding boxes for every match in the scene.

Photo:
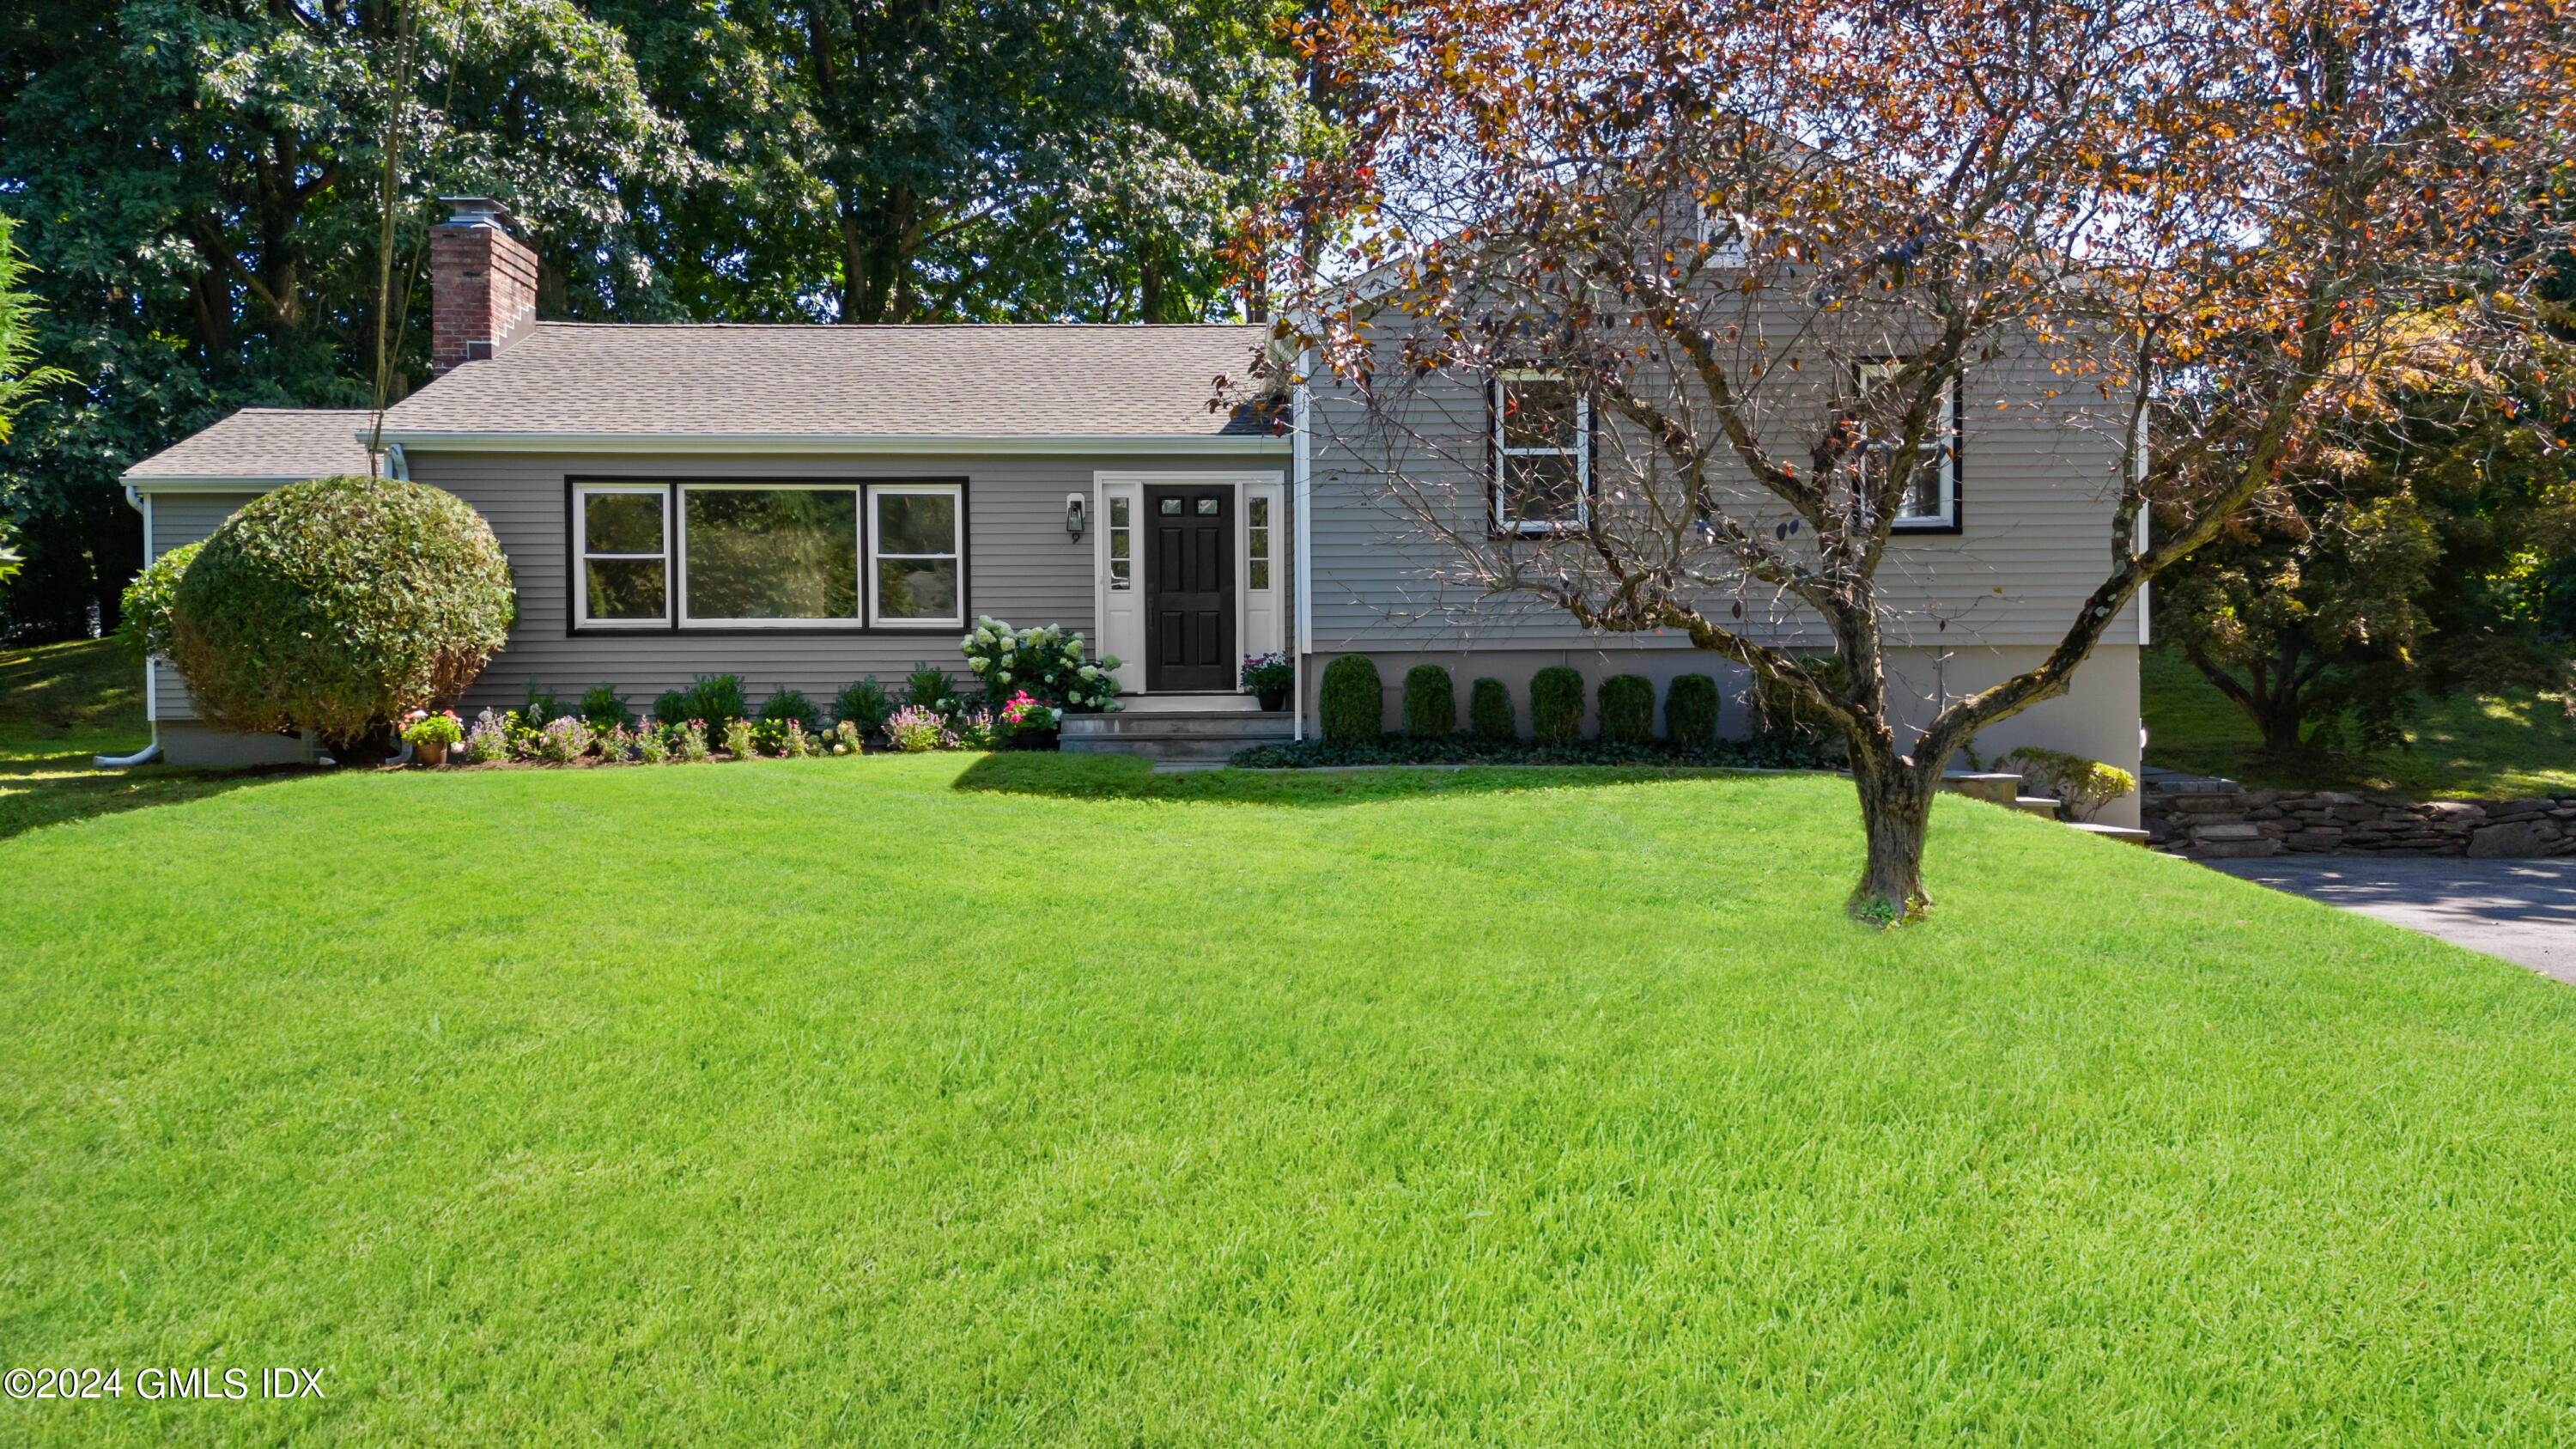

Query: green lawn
[2142,640,2576,797]
[0,637,301,842]
[5,753,2574,1445]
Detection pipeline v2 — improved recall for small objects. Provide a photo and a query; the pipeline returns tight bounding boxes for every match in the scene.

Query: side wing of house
[1296,326,2147,822]
[118,408,381,765]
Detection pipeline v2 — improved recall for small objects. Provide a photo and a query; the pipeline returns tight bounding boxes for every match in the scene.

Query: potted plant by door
[1241,652,1293,712]
[401,708,465,766]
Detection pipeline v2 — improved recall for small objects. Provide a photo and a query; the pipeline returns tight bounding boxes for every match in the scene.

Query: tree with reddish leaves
[1254,0,2576,920]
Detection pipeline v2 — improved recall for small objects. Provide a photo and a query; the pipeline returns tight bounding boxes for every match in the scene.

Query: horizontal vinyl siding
[141,491,258,721]
[404,448,1261,717]
[1304,334,2139,655]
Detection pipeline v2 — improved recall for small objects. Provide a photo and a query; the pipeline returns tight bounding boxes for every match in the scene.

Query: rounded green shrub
[1530,666,1584,743]
[116,540,202,663]
[1468,677,1515,743]
[760,686,820,731]
[1400,664,1455,738]
[1664,673,1720,747]
[168,475,515,749]
[1599,674,1655,743]
[580,684,635,729]
[1318,654,1383,743]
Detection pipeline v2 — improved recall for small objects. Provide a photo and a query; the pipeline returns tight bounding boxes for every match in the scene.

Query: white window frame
[866,483,965,630]
[1491,369,1591,535]
[1854,360,1963,533]
[674,482,866,630]
[574,484,672,629]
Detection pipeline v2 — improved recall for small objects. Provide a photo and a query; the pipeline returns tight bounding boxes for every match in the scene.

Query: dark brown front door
[1145,485,1234,691]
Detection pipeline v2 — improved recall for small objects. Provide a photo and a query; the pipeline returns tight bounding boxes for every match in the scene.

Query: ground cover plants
[4,754,2574,1445]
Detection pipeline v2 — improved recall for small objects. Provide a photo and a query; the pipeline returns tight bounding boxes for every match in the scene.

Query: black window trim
[1485,369,1598,539]
[563,474,972,637]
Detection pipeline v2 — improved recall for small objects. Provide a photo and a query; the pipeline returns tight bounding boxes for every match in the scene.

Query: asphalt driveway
[2203,855,2576,985]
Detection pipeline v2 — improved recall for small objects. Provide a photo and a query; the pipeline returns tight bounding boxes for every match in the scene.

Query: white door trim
[1092,470,1284,695]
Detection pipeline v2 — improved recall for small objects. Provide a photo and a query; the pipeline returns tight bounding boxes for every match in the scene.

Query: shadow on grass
[951,750,1810,808]
[0,750,315,843]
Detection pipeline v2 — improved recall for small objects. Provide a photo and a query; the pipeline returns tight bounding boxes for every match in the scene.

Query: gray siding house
[119,198,2145,825]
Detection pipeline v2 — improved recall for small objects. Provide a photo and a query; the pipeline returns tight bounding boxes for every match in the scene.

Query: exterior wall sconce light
[1065,493,1087,543]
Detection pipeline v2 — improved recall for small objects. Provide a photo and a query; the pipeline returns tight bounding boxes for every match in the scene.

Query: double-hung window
[572,479,964,630]
[1492,370,1591,534]
[575,486,670,628]
[1853,361,1963,532]
[869,487,962,624]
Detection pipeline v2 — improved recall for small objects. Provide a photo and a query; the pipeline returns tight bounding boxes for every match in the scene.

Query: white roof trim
[372,430,1289,457]
[121,475,333,492]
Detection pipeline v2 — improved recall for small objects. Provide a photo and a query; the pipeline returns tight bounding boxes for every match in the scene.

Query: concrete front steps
[1060,693,1295,763]
[1944,771,2149,843]
[1944,771,2067,818]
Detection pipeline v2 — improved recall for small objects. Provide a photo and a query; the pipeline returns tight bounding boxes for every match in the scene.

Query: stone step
[2067,821,2151,845]
[1942,771,2025,806]
[1060,714,1296,739]
[1060,709,1292,763]
[2012,795,2062,817]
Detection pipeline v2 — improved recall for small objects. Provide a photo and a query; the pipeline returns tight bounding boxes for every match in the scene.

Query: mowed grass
[5,755,2575,1446]
[0,637,295,841]
[2142,641,2576,798]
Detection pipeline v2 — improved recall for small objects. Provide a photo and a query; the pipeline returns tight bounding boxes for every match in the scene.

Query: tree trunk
[1846,742,1934,922]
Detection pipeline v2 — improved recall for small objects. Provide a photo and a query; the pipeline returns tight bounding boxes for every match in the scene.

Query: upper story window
[571,479,964,631]
[1492,371,1591,534]
[1853,360,1962,532]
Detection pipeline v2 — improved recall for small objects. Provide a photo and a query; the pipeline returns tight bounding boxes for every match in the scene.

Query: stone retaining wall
[2142,788,2576,859]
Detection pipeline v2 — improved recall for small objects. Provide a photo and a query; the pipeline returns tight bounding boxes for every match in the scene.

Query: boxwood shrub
[1664,673,1720,747]
[167,474,514,751]
[759,686,821,731]
[1400,664,1455,738]
[1598,674,1654,743]
[1530,666,1584,744]
[1468,677,1515,743]
[580,684,635,729]
[835,676,894,734]
[1318,654,1383,743]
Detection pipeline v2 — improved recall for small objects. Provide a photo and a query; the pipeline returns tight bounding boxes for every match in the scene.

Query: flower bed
[425,709,872,767]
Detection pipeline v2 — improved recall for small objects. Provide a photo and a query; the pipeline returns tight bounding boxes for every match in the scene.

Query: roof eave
[120,474,355,491]
[374,430,1291,456]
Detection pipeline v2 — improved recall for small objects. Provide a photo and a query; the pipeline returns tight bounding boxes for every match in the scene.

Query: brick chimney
[428,198,538,375]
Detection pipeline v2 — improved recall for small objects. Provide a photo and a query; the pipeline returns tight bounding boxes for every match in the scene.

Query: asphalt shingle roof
[375,322,1278,439]
[121,408,379,482]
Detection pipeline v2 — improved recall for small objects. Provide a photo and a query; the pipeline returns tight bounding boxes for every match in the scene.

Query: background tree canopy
[0,0,1317,641]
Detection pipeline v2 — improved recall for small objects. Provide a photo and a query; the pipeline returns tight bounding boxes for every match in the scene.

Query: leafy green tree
[0,0,683,641]
[597,0,1316,324]
[2159,338,2576,760]
[0,215,73,590]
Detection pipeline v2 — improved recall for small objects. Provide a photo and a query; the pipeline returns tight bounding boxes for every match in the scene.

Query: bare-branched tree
[1253,0,2575,918]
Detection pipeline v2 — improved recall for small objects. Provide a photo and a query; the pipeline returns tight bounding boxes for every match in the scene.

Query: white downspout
[1292,349,1315,742]
[97,485,164,767]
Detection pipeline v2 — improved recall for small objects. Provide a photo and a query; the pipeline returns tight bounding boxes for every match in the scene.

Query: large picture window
[869,486,962,625]
[1492,371,1591,534]
[1853,361,1963,532]
[681,486,860,624]
[569,479,965,631]
[575,486,668,628]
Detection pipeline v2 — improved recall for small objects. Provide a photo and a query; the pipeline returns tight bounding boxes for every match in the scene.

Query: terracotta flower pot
[416,740,449,766]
